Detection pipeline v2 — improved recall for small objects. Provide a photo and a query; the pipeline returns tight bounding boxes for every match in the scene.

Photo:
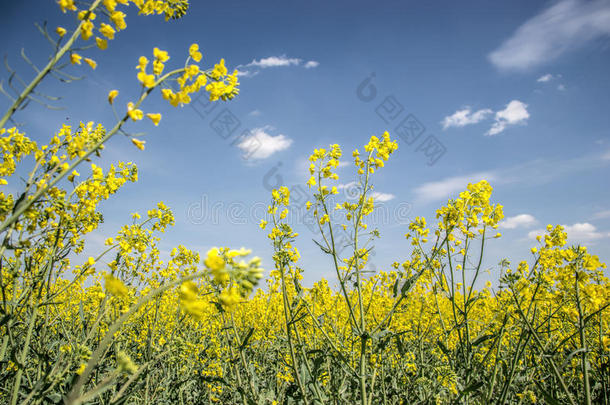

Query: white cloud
[499,214,537,229]
[247,55,301,68]
[237,55,319,78]
[442,101,529,135]
[557,83,566,91]
[442,108,493,129]
[489,0,610,71]
[564,223,609,240]
[486,100,530,136]
[413,172,496,203]
[537,73,554,82]
[593,209,610,219]
[603,150,610,160]
[371,192,395,202]
[337,182,356,189]
[236,128,292,160]
[236,69,259,78]
[304,61,320,68]
[248,110,261,117]
[528,222,610,242]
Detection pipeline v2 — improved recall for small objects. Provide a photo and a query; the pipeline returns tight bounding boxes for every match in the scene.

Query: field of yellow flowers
[1,1,609,404]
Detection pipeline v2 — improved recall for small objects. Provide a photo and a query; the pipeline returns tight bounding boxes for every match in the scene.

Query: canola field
[0,1,608,404]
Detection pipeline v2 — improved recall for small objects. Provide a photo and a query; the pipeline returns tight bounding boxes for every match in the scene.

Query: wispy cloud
[413,172,496,203]
[248,110,261,117]
[236,69,259,78]
[499,214,538,229]
[489,0,610,71]
[413,150,610,203]
[236,127,292,160]
[371,192,396,202]
[486,100,530,136]
[248,55,301,68]
[528,222,610,242]
[442,108,493,129]
[442,100,530,135]
[593,209,610,219]
[537,73,554,82]
[304,61,320,68]
[237,55,319,77]
[337,161,350,169]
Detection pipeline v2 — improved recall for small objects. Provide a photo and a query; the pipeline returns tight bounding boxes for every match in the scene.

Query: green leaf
[239,327,255,350]
[471,333,495,347]
[436,340,451,359]
[45,393,62,403]
[456,380,484,401]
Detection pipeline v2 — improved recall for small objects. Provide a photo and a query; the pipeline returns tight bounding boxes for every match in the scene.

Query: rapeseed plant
[0,1,608,404]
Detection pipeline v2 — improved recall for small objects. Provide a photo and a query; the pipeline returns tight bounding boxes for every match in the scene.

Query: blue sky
[1,0,609,285]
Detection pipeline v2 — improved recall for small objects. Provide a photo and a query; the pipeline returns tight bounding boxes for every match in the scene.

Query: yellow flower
[80,21,94,40]
[110,11,127,31]
[67,170,80,182]
[55,27,67,37]
[179,281,198,302]
[104,274,128,297]
[259,219,267,229]
[153,47,170,62]
[189,43,202,62]
[95,37,108,50]
[204,248,225,271]
[137,72,156,88]
[211,58,227,79]
[131,138,146,150]
[219,287,241,310]
[108,90,118,104]
[57,0,77,13]
[127,102,143,121]
[84,58,97,69]
[153,60,165,75]
[70,53,82,65]
[146,113,161,126]
[76,363,86,375]
[137,56,149,72]
[99,23,116,39]
[205,247,230,285]
[103,0,117,12]
[161,88,175,101]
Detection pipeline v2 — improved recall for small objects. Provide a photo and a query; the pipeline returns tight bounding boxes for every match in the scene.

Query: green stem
[575,273,592,405]
[10,306,38,405]
[0,0,103,129]
[279,263,310,405]
[65,269,207,404]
